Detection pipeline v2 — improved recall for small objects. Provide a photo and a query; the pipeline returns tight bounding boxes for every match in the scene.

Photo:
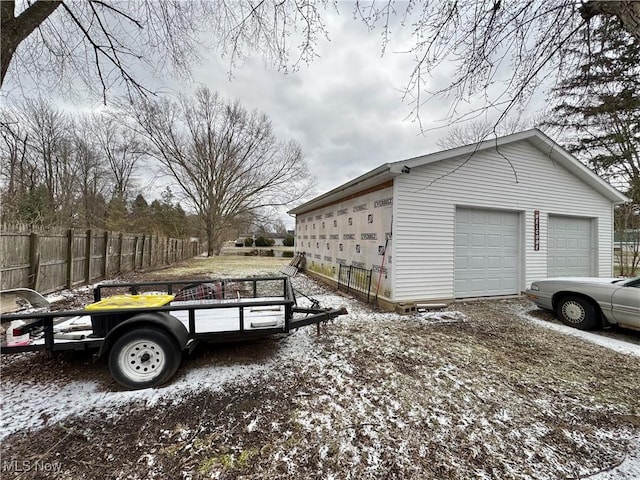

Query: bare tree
[0,110,33,222]
[1,1,331,101]
[0,111,29,197]
[1,100,114,227]
[436,116,543,150]
[91,114,144,201]
[1,98,79,226]
[72,118,111,228]
[356,1,640,127]
[129,87,312,255]
[20,98,76,221]
[3,1,639,121]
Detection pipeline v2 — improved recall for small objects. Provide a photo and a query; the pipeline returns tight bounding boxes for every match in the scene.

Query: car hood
[541,277,623,284]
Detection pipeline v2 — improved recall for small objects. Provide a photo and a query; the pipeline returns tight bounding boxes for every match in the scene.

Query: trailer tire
[108,327,181,390]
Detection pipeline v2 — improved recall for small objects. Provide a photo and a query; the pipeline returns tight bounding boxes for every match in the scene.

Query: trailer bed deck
[19,296,289,347]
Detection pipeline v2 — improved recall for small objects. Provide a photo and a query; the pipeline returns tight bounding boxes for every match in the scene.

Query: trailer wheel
[108,328,181,389]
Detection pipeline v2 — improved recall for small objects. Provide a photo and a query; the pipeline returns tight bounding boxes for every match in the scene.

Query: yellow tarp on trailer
[85,294,174,311]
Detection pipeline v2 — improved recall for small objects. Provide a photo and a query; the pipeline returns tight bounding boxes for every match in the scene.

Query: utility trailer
[1,276,347,390]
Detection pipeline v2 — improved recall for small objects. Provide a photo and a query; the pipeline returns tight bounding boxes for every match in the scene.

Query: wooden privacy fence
[1,229,204,294]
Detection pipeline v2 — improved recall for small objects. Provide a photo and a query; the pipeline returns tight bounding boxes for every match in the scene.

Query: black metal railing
[337,264,373,303]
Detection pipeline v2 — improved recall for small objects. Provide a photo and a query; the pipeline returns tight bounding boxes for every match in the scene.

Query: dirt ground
[1,257,639,479]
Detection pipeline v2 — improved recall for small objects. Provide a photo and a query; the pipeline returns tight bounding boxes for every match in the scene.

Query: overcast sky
[152,4,545,201]
[174,8,444,197]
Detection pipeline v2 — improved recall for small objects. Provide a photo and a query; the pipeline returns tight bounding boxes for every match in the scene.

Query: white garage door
[548,216,593,277]
[455,208,520,298]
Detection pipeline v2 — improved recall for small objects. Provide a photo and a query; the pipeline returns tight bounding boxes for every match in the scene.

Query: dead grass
[143,255,291,279]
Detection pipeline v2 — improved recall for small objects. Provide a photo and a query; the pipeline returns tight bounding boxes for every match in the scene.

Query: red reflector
[12,327,24,337]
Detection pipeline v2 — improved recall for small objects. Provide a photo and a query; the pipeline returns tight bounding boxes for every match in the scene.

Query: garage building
[288,129,628,309]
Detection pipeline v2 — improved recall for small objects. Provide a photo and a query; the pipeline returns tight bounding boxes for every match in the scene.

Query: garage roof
[289,128,629,215]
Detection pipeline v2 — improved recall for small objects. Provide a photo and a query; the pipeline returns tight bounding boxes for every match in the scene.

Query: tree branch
[1,0,62,85]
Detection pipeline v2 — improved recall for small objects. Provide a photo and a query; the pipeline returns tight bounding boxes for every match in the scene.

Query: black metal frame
[337,264,373,303]
[1,276,346,354]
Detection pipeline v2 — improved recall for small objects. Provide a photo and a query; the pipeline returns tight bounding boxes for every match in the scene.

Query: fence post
[146,235,150,267]
[147,235,153,268]
[103,231,110,278]
[118,232,124,272]
[67,229,74,289]
[85,229,93,284]
[29,232,40,290]
[149,235,156,266]
[134,236,140,269]
[140,234,146,269]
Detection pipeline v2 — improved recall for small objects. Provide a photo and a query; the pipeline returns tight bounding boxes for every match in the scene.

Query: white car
[524,277,640,331]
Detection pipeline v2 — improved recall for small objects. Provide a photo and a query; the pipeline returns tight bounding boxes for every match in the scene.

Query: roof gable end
[289,129,628,214]
[391,128,626,203]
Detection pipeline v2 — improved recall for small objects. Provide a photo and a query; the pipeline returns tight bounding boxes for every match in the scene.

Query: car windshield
[620,276,640,286]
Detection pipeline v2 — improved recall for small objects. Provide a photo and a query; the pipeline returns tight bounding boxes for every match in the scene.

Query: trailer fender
[1,288,50,312]
[97,312,189,358]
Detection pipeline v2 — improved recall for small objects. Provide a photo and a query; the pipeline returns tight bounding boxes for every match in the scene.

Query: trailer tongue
[1,276,347,390]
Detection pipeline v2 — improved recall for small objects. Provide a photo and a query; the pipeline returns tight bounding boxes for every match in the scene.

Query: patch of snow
[419,310,466,323]
[516,305,640,357]
[587,437,640,479]
[0,327,320,441]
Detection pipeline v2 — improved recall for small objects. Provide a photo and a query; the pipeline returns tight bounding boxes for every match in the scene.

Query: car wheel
[108,328,181,390]
[556,296,599,330]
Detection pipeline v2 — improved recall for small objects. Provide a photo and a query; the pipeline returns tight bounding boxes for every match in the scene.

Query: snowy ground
[1,257,639,479]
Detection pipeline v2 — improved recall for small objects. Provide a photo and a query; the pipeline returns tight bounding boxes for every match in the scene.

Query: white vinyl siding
[548,216,594,277]
[455,208,520,297]
[392,140,614,302]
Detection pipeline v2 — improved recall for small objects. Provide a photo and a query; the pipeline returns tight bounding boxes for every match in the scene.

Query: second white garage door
[548,215,594,277]
[455,208,520,298]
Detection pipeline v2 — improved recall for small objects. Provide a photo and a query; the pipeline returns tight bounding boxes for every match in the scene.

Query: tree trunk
[206,227,214,257]
[1,0,62,87]
[582,1,640,41]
